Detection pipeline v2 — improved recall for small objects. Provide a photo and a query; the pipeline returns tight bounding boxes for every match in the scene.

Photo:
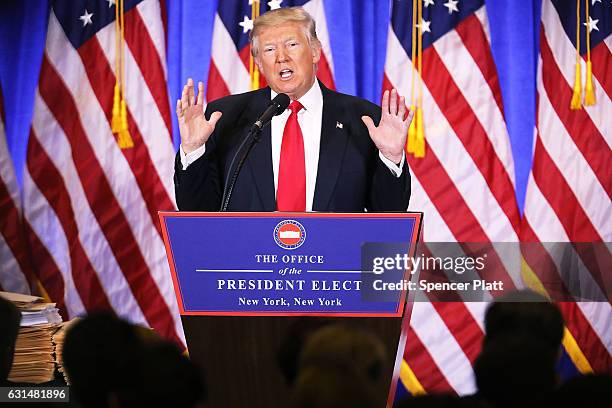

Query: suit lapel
[245,88,276,211]
[312,84,348,211]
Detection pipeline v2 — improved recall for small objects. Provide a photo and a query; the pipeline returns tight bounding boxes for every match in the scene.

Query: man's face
[254,22,321,100]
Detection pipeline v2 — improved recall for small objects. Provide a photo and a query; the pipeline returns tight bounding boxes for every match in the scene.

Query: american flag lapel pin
[336,121,343,129]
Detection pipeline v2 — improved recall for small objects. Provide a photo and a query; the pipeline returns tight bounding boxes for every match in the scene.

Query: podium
[160,212,421,408]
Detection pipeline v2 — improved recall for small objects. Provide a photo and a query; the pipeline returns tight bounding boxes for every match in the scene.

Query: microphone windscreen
[273,93,291,115]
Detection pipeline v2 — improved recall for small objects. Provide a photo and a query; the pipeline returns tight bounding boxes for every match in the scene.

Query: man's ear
[254,55,264,72]
[311,42,321,64]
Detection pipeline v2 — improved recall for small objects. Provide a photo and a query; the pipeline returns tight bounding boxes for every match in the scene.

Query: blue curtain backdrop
[0,0,540,212]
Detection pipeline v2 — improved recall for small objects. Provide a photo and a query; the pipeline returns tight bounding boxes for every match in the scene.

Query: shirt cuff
[378,151,405,177]
[180,144,206,170]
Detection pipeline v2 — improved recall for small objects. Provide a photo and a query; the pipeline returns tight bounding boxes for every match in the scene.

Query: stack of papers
[1,291,63,384]
[52,320,77,384]
[0,291,62,326]
[9,325,58,383]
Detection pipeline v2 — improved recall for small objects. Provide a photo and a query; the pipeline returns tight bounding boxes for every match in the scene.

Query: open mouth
[279,69,294,80]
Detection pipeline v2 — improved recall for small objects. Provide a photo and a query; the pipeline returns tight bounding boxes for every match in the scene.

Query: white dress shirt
[270,82,322,211]
[180,81,404,211]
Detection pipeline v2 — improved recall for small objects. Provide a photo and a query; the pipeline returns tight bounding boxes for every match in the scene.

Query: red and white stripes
[0,85,32,295]
[385,4,522,394]
[522,0,611,372]
[23,0,184,345]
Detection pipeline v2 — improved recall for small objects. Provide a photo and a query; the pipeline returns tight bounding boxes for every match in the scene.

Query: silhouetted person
[63,313,143,407]
[63,312,205,408]
[290,324,388,408]
[553,373,612,408]
[121,341,205,408]
[484,289,564,352]
[298,324,387,385]
[290,365,377,408]
[475,322,560,407]
[466,290,566,407]
[0,295,21,384]
[394,394,466,408]
[277,317,334,387]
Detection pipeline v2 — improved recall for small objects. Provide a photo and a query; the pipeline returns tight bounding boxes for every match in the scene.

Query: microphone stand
[219,126,262,212]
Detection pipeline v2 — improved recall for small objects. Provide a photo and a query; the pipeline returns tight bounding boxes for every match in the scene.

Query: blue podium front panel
[159,212,421,316]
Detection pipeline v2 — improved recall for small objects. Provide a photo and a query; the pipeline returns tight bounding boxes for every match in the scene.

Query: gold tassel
[414,0,426,158]
[249,0,260,90]
[409,0,418,111]
[111,0,122,133]
[583,0,595,106]
[117,132,133,149]
[584,61,596,106]
[407,104,417,154]
[570,0,582,110]
[405,0,417,157]
[251,65,260,90]
[111,84,121,132]
[117,100,134,148]
[414,107,425,158]
[115,0,133,149]
[570,61,582,110]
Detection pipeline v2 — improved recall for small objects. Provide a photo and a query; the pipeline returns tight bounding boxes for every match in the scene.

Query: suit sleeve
[174,104,223,211]
[367,151,411,211]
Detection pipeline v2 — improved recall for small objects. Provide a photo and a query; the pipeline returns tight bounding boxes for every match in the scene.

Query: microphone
[251,93,290,132]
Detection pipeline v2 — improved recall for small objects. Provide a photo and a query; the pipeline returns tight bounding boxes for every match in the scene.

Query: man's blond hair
[250,7,321,57]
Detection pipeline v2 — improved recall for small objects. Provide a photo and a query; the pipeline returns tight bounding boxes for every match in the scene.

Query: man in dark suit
[174,7,412,212]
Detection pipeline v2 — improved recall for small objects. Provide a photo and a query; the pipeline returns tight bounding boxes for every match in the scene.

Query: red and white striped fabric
[384,0,522,395]
[0,84,32,295]
[206,0,335,102]
[23,0,183,345]
[521,0,611,372]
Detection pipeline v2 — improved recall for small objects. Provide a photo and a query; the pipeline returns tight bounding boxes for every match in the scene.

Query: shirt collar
[270,79,322,113]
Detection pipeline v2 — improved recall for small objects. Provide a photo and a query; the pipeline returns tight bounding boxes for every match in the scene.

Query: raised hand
[176,78,222,154]
[361,89,413,164]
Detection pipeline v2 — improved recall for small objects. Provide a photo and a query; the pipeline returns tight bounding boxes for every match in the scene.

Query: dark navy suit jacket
[174,82,411,212]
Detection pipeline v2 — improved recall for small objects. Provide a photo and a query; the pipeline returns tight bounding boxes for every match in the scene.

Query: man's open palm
[361,88,413,164]
[176,78,222,154]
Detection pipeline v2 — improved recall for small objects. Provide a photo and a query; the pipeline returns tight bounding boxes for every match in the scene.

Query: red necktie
[277,101,306,211]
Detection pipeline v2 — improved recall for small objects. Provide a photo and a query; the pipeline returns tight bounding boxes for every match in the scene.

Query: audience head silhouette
[474,289,565,407]
[484,289,564,351]
[278,317,334,387]
[290,324,387,408]
[63,312,204,408]
[0,296,21,382]
[553,373,612,408]
[474,333,557,407]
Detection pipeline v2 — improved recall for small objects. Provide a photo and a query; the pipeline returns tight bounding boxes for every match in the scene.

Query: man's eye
[263,47,275,53]
[288,42,298,48]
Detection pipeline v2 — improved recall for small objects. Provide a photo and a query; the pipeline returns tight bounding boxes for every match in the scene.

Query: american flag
[384,0,523,396]
[521,0,611,374]
[0,0,609,396]
[206,0,335,101]
[0,84,33,295]
[195,0,506,396]
[20,0,183,345]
